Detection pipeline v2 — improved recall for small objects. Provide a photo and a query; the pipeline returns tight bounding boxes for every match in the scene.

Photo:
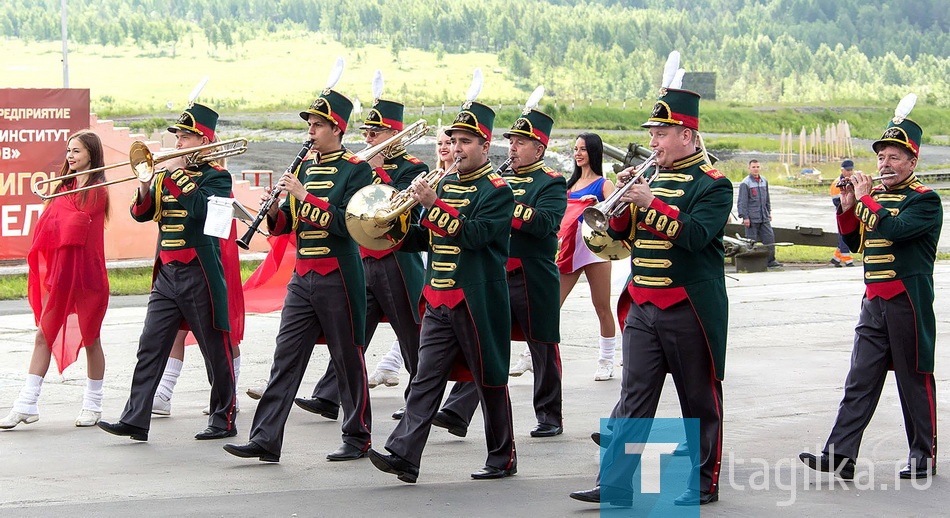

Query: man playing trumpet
[571,78,732,507]
[369,100,518,483]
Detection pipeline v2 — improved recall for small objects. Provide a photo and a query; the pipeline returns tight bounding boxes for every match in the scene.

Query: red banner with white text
[0,89,91,261]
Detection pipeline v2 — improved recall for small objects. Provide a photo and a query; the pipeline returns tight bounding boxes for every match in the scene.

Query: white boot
[368,369,400,388]
[509,348,533,377]
[595,336,617,381]
[594,359,615,381]
[152,357,182,416]
[3,374,43,428]
[75,409,101,427]
[76,378,104,426]
[0,410,39,429]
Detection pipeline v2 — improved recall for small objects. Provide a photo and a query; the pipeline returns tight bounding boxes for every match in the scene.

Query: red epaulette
[345,152,364,164]
[543,166,561,178]
[699,163,724,179]
[913,182,932,193]
[207,160,226,172]
[405,154,423,165]
[488,173,508,188]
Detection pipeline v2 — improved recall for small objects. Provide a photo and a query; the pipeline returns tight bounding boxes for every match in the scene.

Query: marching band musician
[223,86,374,463]
[369,100,518,483]
[570,80,732,507]
[433,106,567,439]
[800,96,942,481]
[295,90,427,426]
[98,103,237,442]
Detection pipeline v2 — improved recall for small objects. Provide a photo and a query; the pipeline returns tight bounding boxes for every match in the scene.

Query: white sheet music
[204,196,237,238]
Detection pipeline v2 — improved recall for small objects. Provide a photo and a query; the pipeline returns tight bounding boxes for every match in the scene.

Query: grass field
[7,31,950,141]
[1,32,525,115]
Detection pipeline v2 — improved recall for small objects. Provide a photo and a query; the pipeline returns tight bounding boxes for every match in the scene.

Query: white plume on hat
[466,68,483,103]
[662,51,680,89]
[187,76,209,108]
[523,86,544,114]
[893,93,917,124]
[372,69,384,101]
[325,57,345,91]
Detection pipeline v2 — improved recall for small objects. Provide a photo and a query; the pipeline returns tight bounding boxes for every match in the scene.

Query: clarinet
[236,140,313,250]
[494,156,514,175]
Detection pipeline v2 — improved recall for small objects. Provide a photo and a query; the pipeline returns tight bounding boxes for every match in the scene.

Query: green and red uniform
[604,150,732,496]
[824,174,942,467]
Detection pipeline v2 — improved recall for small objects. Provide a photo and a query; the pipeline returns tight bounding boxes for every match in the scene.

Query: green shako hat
[503,86,553,146]
[361,99,405,131]
[872,94,922,158]
[299,89,354,132]
[641,50,701,131]
[641,89,701,131]
[504,109,554,146]
[168,102,218,140]
[447,101,495,141]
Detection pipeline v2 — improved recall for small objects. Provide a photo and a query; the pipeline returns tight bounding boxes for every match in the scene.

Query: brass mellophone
[835,172,896,188]
[345,157,462,250]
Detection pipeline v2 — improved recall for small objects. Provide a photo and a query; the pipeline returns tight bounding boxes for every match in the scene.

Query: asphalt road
[2,264,950,516]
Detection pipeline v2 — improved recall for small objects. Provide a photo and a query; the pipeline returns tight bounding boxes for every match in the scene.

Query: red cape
[27,187,109,374]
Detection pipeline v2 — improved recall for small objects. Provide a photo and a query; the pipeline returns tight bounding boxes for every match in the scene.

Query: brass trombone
[356,119,429,161]
[32,138,248,200]
[346,158,461,250]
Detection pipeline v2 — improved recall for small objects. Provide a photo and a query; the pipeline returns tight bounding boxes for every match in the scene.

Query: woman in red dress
[0,130,111,429]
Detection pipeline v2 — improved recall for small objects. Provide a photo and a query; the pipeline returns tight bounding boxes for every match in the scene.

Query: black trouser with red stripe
[385,303,516,471]
[598,300,723,495]
[310,254,421,404]
[440,269,562,429]
[248,270,372,455]
[824,294,937,469]
[120,260,236,432]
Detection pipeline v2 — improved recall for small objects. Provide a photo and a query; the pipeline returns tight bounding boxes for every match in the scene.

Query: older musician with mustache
[801,96,943,482]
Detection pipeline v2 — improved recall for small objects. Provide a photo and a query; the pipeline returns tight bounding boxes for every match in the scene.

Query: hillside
[2,0,948,110]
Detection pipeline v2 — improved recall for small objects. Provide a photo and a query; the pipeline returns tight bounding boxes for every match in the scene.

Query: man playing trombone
[295,93,427,426]
[99,103,238,442]
[570,76,732,507]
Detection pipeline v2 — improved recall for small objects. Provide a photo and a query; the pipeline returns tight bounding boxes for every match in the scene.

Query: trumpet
[582,151,659,232]
[835,172,896,188]
[356,119,429,162]
[236,140,313,250]
[346,158,461,250]
[32,138,248,200]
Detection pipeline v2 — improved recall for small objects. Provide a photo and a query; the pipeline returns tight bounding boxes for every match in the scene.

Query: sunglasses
[361,130,387,139]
